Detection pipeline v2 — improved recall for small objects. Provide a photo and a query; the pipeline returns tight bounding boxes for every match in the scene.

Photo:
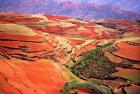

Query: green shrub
[72,47,116,79]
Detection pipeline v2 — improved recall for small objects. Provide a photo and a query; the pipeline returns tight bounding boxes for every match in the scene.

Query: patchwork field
[0,13,140,94]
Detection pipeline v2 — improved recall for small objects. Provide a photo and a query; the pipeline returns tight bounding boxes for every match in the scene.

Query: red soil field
[0,72,22,94]
[69,39,85,47]
[29,26,45,31]
[65,29,98,37]
[0,19,16,23]
[0,20,13,24]
[0,59,65,94]
[105,52,123,63]
[0,41,54,51]
[75,40,98,56]
[45,26,64,34]
[113,42,140,61]
[13,18,41,23]
[0,32,45,42]
[78,31,98,37]
[64,25,80,29]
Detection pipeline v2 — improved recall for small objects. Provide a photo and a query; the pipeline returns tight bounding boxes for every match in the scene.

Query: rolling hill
[0,13,140,94]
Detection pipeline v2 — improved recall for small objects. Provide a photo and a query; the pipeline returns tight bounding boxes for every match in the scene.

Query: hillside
[0,13,140,94]
[0,0,140,20]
